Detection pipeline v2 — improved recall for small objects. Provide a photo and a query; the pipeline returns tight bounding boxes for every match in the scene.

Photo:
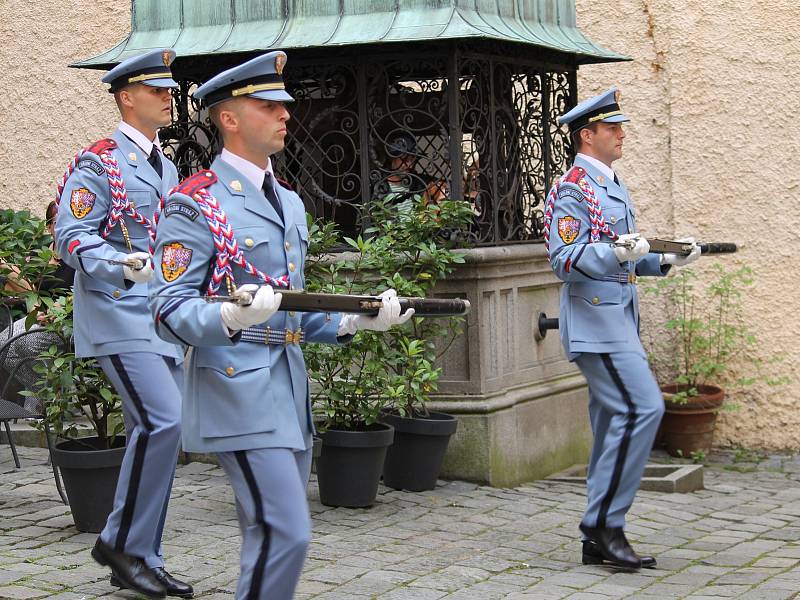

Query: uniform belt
[240,327,305,345]
[600,272,637,284]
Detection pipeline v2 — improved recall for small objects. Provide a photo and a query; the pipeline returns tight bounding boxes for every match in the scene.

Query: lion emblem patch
[161,242,193,282]
[557,216,581,244]
[70,188,96,219]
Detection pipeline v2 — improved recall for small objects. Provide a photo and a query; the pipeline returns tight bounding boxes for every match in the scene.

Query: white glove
[220,284,283,332]
[123,252,154,283]
[661,237,701,267]
[337,289,415,336]
[613,233,650,263]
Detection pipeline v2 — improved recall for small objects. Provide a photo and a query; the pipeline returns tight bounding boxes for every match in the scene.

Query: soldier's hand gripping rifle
[157,289,471,318]
[535,235,738,340]
[611,235,738,256]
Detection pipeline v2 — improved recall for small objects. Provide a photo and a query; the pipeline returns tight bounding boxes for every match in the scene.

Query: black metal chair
[0,328,68,504]
[0,302,13,344]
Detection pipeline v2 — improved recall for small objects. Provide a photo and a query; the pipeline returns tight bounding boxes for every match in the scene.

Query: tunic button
[285,241,291,251]
[245,238,254,248]
[288,311,296,317]
[610,217,617,225]
[288,262,296,272]
[113,290,121,299]
[225,366,235,377]
[592,297,600,305]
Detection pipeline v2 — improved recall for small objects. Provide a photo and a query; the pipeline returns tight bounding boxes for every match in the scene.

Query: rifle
[155,290,471,318]
[613,235,738,256]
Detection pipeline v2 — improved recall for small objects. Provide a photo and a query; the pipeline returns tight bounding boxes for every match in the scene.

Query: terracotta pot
[659,384,724,457]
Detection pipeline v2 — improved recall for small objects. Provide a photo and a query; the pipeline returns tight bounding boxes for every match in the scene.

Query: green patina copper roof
[74,0,626,69]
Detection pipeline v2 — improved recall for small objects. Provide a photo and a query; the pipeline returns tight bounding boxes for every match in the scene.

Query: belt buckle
[628,273,637,284]
[284,329,302,345]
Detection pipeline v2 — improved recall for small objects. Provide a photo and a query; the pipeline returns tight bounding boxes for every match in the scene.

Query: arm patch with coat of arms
[161,241,193,282]
[557,216,581,244]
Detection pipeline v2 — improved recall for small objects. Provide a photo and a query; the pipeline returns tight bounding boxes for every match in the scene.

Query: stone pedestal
[429,243,591,487]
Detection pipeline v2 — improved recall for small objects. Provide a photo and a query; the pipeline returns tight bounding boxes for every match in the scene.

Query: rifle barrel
[155,291,471,317]
[698,242,738,254]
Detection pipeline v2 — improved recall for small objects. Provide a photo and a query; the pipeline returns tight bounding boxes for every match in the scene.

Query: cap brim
[249,90,295,103]
[601,113,630,123]
[143,77,179,89]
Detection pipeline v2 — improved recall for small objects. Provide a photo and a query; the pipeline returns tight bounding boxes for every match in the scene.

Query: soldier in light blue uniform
[54,49,192,599]
[149,51,413,600]
[545,87,700,570]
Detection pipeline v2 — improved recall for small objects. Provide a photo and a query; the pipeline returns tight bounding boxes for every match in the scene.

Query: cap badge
[162,50,172,67]
[275,54,286,75]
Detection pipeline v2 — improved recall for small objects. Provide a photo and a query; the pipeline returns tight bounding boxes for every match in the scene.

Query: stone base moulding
[428,243,593,486]
[546,463,705,493]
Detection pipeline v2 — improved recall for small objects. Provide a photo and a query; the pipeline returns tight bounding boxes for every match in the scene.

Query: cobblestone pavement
[1,446,799,599]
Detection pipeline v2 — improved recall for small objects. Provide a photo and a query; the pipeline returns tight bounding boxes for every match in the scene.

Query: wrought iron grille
[161,44,577,246]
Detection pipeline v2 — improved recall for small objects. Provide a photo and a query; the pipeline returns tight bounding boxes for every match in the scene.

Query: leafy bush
[304,197,473,429]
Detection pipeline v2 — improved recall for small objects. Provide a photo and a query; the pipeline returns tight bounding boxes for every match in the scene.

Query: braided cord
[543,172,618,259]
[151,185,290,296]
[55,146,154,252]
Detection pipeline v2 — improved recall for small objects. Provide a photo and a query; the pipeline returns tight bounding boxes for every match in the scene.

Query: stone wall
[0,0,128,214]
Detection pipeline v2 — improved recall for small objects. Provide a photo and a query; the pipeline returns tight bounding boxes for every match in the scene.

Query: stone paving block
[378,587,448,599]
[0,586,50,599]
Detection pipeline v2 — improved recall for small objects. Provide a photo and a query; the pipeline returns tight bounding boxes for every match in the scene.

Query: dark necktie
[148,147,163,179]
[613,173,620,186]
[262,174,283,222]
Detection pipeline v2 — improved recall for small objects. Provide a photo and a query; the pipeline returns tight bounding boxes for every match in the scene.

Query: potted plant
[303,220,395,508]
[362,199,471,492]
[643,265,784,457]
[304,197,472,503]
[29,295,125,532]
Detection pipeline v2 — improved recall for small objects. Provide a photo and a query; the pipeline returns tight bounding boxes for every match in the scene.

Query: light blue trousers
[575,351,664,530]
[97,352,183,568]
[217,448,313,600]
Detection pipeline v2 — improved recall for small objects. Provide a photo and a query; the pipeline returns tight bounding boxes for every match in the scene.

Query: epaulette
[173,170,218,197]
[276,177,294,192]
[85,138,117,156]
[563,166,586,185]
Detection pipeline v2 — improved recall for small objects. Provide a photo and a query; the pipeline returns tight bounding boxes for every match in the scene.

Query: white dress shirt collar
[219,148,275,191]
[576,152,616,183]
[117,121,161,156]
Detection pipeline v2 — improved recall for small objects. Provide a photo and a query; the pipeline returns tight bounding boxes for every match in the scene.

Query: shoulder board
[276,177,294,192]
[85,138,117,156]
[173,170,218,198]
[563,166,586,185]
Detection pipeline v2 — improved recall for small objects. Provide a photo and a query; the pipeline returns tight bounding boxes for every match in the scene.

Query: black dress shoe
[112,567,194,598]
[582,540,657,568]
[579,524,642,570]
[91,538,166,599]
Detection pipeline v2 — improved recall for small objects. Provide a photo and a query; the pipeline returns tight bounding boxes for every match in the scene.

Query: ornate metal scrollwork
[164,47,576,246]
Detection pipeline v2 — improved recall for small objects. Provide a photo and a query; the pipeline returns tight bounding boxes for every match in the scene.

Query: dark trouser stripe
[115,431,150,551]
[107,355,154,552]
[597,353,637,529]
[109,355,153,432]
[234,451,272,600]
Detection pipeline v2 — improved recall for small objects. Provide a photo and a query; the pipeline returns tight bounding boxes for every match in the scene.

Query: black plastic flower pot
[316,424,394,508]
[51,436,126,533]
[381,411,458,491]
